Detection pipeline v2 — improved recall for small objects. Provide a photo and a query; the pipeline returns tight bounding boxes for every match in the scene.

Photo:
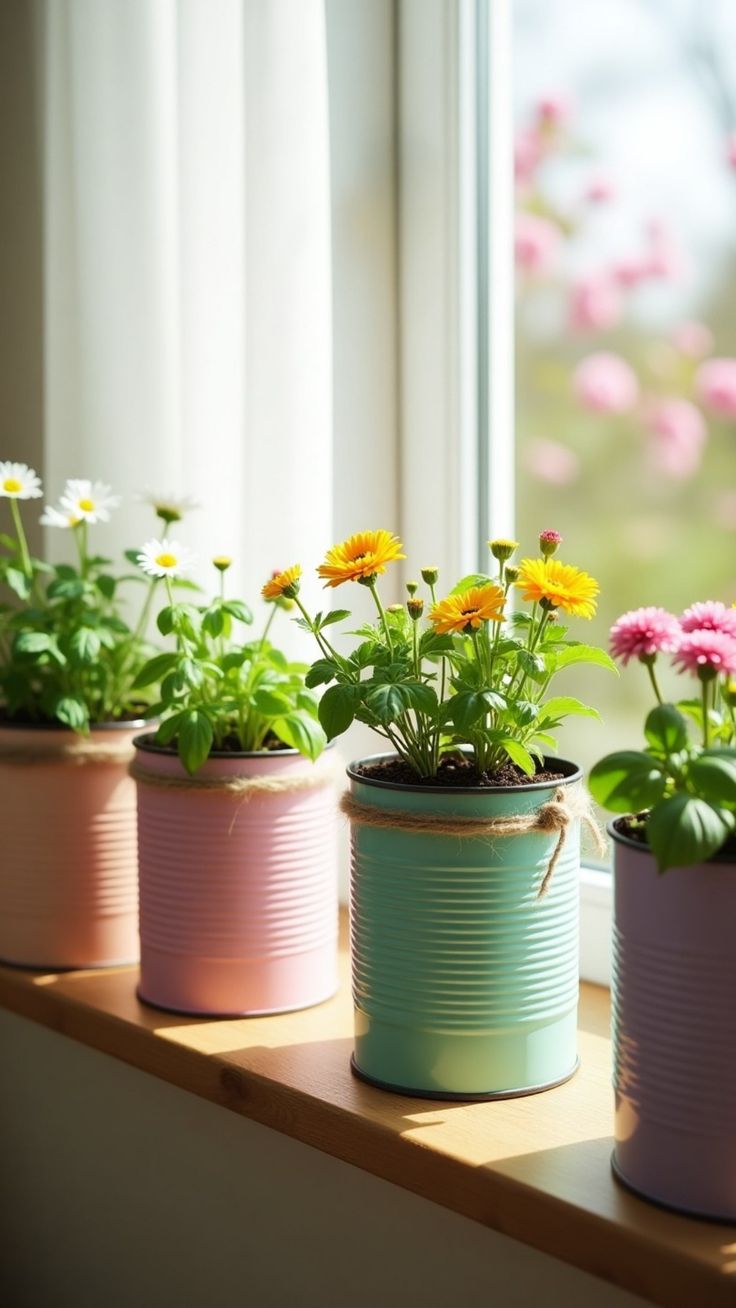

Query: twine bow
[340,783,605,898]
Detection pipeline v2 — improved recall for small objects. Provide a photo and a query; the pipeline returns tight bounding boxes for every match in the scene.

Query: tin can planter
[611,821,736,1221]
[0,719,142,969]
[345,754,583,1100]
[133,736,339,1016]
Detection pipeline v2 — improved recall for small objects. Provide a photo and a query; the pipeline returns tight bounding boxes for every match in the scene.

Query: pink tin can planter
[133,735,339,1016]
[0,719,142,969]
[611,821,736,1221]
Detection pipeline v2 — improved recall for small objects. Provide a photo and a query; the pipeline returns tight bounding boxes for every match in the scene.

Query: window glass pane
[514,0,736,776]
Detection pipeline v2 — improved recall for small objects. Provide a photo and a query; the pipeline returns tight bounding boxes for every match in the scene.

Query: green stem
[10,499,32,578]
[702,676,711,750]
[645,660,663,705]
[368,580,393,657]
[293,594,338,662]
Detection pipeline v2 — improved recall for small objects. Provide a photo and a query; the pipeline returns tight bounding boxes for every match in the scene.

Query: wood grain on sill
[1,916,734,1308]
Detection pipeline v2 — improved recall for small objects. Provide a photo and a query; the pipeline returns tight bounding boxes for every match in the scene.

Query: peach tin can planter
[133,735,339,1016]
[0,718,142,969]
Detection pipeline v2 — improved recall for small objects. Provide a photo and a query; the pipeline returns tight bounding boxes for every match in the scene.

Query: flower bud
[386,604,404,615]
[489,538,519,563]
[504,565,520,583]
[406,580,419,596]
[407,597,424,621]
[213,556,232,573]
[421,566,439,586]
[539,529,562,557]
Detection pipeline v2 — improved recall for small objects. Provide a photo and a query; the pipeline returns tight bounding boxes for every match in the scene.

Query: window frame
[396,0,612,986]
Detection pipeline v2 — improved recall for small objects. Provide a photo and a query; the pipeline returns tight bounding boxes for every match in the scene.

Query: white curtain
[37,0,332,612]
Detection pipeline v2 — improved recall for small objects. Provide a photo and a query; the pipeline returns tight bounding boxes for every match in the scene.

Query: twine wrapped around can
[341,782,604,897]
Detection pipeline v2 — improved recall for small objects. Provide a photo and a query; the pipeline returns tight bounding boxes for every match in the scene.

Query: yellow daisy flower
[429,582,505,634]
[317,530,405,588]
[517,558,599,619]
[262,565,302,600]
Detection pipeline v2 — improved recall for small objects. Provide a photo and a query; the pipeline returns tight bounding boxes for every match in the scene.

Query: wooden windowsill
[1,916,733,1308]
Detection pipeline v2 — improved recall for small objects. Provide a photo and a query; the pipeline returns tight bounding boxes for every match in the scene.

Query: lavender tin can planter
[134,736,339,1016]
[611,821,736,1221]
[0,719,142,969]
[346,753,582,1100]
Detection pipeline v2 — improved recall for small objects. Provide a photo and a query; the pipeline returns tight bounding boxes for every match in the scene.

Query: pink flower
[536,94,573,129]
[673,630,736,678]
[584,177,615,204]
[645,220,683,281]
[515,213,561,275]
[524,439,579,486]
[672,321,713,359]
[612,258,651,288]
[573,353,639,414]
[680,601,736,639]
[569,275,623,332]
[647,399,707,479]
[696,358,736,417]
[610,607,682,665]
[514,129,543,186]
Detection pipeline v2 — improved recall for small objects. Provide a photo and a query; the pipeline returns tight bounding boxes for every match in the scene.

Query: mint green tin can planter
[346,754,582,1100]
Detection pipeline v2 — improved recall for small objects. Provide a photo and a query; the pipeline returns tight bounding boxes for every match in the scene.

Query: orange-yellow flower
[429,583,505,634]
[517,557,598,619]
[261,564,302,600]
[317,530,405,588]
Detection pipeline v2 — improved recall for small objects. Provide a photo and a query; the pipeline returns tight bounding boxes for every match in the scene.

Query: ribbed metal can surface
[347,755,581,1098]
[611,826,736,1220]
[135,738,339,1016]
[0,721,140,968]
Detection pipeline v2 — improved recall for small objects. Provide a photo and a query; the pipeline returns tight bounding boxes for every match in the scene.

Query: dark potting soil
[355,755,565,789]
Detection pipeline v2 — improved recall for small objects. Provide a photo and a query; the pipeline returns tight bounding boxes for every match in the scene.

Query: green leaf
[5,567,31,600]
[222,599,253,624]
[156,712,186,747]
[273,712,326,761]
[647,794,735,873]
[221,650,247,672]
[418,631,455,658]
[125,548,142,566]
[14,630,54,656]
[445,690,505,732]
[687,752,736,807]
[501,738,535,776]
[253,688,293,717]
[588,750,669,814]
[96,574,117,600]
[202,606,225,638]
[178,709,213,774]
[180,657,204,688]
[644,704,689,756]
[69,627,101,665]
[364,683,409,725]
[47,576,86,601]
[305,659,339,688]
[449,573,494,595]
[517,650,546,682]
[55,696,89,732]
[318,683,359,740]
[537,696,601,725]
[132,652,180,690]
[319,609,350,628]
[551,644,618,674]
[157,606,176,636]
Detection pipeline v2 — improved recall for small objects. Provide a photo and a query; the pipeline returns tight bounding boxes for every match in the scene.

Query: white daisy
[41,504,80,529]
[137,538,195,579]
[137,489,201,524]
[59,479,120,524]
[0,461,43,500]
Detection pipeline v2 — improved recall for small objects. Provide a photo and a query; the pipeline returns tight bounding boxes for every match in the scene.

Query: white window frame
[396,0,612,986]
